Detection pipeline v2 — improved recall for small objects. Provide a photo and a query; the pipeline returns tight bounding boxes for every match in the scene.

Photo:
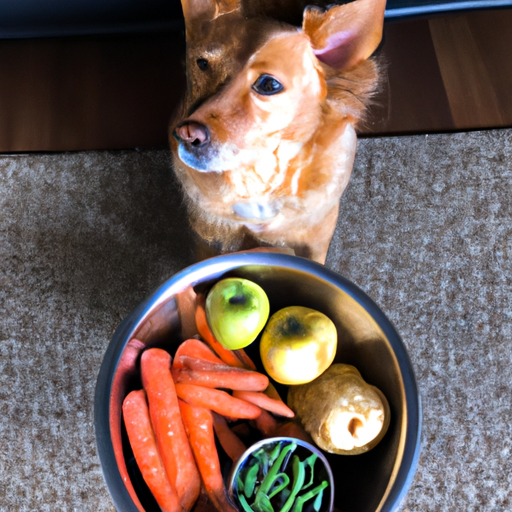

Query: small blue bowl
[228,436,335,512]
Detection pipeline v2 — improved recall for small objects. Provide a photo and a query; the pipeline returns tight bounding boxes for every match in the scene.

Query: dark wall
[1,0,511,38]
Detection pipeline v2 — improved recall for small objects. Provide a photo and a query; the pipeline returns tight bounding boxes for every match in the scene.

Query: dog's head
[171,0,385,176]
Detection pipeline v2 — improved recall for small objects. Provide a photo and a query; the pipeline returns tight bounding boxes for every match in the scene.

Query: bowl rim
[94,251,422,512]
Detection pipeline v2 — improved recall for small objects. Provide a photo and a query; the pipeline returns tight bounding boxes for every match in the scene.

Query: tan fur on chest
[171,0,385,263]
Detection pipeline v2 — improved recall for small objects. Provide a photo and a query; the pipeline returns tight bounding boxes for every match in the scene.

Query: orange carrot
[233,348,257,370]
[173,339,225,370]
[252,409,279,437]
[179,401,238,512]
[122,390,183,512]
[175,383,262,419]
[212,412,247,463]
[230,422,252,439]
[274,421,314,444]
[178,356,235,372]
[232,390,295,417]
[171,365,268,391]
[264,382,284,402]
[194,298,245,368]
[141,349,200,511]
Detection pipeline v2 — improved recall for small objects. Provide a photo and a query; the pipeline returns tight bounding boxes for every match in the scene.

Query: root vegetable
[122,390,183,512]
[288,363,390,455]
[233,390,295,418]
[212,411,247,462]
[141,348,201,509]
[175,383,262,419]
[179,401,239,512]
[173,339,225,369]
[171,367,268,391]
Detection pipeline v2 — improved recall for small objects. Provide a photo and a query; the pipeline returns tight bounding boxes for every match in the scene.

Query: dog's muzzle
[173,121,217,172]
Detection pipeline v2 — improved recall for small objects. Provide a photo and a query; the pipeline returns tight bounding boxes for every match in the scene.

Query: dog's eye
[252,74,284,95]
[196,58,209,71]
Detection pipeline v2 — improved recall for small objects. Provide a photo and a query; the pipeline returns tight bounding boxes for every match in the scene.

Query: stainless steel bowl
[95,251,421,512]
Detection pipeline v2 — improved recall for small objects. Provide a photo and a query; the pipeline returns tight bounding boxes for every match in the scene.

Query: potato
[287,364,390,455]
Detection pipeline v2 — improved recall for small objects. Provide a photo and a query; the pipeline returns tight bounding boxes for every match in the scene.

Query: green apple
[205,277,270,350]
[260,306,337,385]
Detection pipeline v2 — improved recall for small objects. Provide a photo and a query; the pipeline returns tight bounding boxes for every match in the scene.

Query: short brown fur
[171,0,386,263]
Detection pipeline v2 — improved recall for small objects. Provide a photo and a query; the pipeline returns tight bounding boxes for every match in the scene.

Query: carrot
[274,420,314,444]
[194,297,245,368]
[212,412,247,463]
[178,356,236,372]
[252,409,279,437]
[172,339,225,370]
[233,348,257,370]
[141,349,200,511]
[171,367,269,391]
[179,401,239,512]
[230,422,252,439]
[122,390,183,512]
[264,382,284,402]
[175,383,262,419]
[232,390,295,418]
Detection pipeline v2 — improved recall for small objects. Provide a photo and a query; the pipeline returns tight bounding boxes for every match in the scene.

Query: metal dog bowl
[95,251,421,512]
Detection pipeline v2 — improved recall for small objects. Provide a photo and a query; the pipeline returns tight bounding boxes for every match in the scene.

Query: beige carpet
[1,129,511,511]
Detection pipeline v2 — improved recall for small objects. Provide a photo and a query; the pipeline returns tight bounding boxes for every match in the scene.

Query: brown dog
[171,0,385,263]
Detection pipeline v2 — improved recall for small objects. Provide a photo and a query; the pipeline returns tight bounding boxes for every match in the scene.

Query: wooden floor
[366,9,512,135]
[1,8,512,152]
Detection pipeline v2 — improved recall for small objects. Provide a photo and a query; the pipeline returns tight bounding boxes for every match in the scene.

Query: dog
[170,0,385,263]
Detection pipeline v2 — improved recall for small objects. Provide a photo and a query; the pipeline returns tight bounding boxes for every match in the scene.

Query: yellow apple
[260,306,337,385]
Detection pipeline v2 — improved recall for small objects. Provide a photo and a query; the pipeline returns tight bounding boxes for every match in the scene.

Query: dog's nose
[174,121,210,147]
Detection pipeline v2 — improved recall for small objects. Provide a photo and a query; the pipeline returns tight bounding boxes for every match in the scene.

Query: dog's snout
[175,121,210,147]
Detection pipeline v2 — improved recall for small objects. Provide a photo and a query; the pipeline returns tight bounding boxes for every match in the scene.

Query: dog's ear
[181,0,241,25]
[302,0,386,70]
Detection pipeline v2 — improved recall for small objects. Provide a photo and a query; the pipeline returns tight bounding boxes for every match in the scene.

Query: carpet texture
[1,129,511,511]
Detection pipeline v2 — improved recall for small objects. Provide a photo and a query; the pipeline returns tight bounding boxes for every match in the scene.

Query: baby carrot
[274,421,314,444]
[212,411,247,463]
[264,382,284,402]
[175,383,262,419]
[172,339,225,370]
[141,348,200,511]
[179,401,238,512]
[171,367,269,391]
[233,348,257,370]
[232,390,295,417]
[178,356,234,372]
[122,390,183,512]
[252,409,279,437]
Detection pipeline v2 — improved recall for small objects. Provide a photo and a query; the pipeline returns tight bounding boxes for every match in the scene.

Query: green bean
[244,463,260,498]
[268,473,290,499]
[239,492,258,512]
[253,490,274,512]
[267,442,282,466]
[281,455,306,512]
[258,442,297,496]
[252,447,270,477]
[302,453,319,490]
[291,481,329,512]
[313,488,324,512]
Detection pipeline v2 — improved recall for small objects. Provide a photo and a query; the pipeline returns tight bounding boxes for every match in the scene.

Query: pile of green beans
[235,441,329,512]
